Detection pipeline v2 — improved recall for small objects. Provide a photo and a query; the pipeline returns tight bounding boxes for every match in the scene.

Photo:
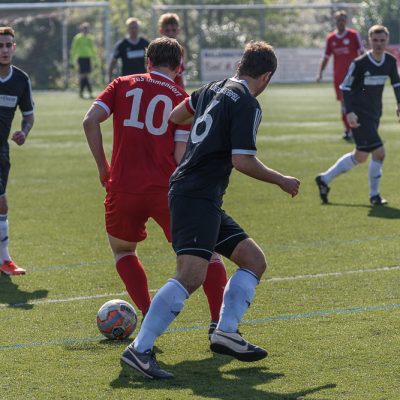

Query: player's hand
[99,164,111,188]
[346,112,360,128]
[279,176,300,198]
[11,131,27,146]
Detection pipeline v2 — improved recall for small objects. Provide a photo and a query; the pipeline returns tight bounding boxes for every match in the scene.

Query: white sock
[321,153,358,184]
[217,268,259,333]
[369,159,383,197]
[0,214,10,263]
[133,278,188,352]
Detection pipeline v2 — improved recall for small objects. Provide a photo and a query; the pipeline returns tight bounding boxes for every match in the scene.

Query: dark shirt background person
[108,18,149,82]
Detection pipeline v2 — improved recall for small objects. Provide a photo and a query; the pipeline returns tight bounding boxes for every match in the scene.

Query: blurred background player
[107,17,149,82]
[158,13,185,89]
[316,10,364,142]
[70,22,97,98]
[0,27,34,276]
[83,37,227,330]
[316,25,400,206]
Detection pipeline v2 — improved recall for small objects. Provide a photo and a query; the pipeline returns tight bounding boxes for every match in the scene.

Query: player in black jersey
[121,41,300,379]
[0,27,34,276]
[107,18,149,82]
[316,25,400,206]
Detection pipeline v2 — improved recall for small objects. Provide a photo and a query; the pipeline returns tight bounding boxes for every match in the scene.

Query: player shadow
[0,273,48,310]
[110,352,336,399]
[367,205,400,219]
[324,202,400,218]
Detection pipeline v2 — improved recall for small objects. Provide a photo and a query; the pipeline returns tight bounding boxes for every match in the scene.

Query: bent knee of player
[107,234,137,260]
[230,238,267,279]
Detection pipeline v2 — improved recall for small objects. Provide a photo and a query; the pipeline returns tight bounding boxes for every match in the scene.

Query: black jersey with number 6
[340,51,400,120]
[170,78,262,200]
[0,66,34,143]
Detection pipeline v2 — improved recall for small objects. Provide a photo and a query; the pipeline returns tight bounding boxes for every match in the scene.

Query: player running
[316,25,400,206]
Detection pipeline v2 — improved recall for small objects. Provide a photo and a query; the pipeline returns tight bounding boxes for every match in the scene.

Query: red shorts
[104,191,171,243]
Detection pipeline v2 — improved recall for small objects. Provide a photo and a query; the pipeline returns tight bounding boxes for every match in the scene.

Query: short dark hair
[237,41,277,79]
[368,24,389,37]
[0,27,15,38]
[146,37,182,70]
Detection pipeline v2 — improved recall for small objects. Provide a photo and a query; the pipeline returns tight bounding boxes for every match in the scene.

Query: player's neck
[0,64,11,78]
[150,67,176,81]
[371,50,384,62]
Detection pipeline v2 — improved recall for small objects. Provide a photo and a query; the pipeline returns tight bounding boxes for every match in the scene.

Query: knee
[231,239,267,279]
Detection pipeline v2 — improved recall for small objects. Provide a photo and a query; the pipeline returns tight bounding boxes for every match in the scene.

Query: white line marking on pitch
[1,265,399,308]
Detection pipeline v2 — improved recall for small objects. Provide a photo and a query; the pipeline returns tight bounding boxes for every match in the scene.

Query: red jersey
[324,28,364,83]
[95,71,190,194]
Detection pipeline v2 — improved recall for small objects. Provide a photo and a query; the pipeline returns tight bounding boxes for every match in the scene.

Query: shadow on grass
[111,353,336,399]
[0,273,48,309]
[323,202,400,219]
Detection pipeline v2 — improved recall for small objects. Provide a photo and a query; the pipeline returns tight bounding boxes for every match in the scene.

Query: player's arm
[389,59,400,119]
[339,62,360,127]
[12,113,34,146]
[316,56,329,82]
[170,98,194,125]
[107,58,117,83]
[83,104,110,187]
[232,155,300,197]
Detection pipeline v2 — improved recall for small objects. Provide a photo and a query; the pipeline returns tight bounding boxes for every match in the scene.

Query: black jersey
[0,66,34,143]
[340,51,400,120]
[112,37,149,76]
[170,78,262,200]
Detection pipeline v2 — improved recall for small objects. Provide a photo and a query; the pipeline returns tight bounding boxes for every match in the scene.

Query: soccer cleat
[0,260,26,276]
[210,330,268,362]
[370,194,388,206]
[121,345,173,379]
[315,175,330,204]
[208,321,218,340]
[342,131,354,142]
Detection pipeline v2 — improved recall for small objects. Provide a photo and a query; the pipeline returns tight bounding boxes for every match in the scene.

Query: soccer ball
[96,299,137,340]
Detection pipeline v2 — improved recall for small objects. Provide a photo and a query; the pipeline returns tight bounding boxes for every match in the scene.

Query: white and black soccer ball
[97,299,137,340]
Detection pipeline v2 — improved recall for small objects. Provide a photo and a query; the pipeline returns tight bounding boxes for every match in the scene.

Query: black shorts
[352,117,383,152]
[78,57,92,74]
[169,194,248,261]
[0,142,10,196]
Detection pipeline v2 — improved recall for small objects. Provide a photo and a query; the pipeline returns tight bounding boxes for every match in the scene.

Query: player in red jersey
[83,37,227,332]
[158,13,185,89]
[317,10,364,141]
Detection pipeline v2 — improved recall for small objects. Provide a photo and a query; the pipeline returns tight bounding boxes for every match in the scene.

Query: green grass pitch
[0,84,399,399]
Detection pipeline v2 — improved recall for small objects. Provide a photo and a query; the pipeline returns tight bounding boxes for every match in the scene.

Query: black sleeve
[389,57,400,104]
[112,40,123,59]
[19,77,34,114]
[340,61,358,113]
[230,103,260,155]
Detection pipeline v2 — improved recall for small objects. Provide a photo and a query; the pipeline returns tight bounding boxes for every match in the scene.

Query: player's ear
[147,58,153,72]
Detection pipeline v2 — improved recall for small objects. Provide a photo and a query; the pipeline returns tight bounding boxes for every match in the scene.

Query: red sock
[116,255,151,316]
[342,111,351,133]
[202,257,228,321]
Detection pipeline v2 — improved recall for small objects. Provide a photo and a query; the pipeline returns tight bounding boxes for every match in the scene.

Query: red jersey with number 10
[95,71,189,194]
[324,28,363,83]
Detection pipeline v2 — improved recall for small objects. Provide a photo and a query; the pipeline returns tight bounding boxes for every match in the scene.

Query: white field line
[1,265,399,308]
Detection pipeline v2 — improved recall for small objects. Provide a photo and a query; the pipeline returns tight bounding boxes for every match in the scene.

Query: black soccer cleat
[208,321,218,341]
[370,194,388,206]
[342,131,354,143]
[121,345,173,379]
[210,330,268,362]
[315,175,330,204]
